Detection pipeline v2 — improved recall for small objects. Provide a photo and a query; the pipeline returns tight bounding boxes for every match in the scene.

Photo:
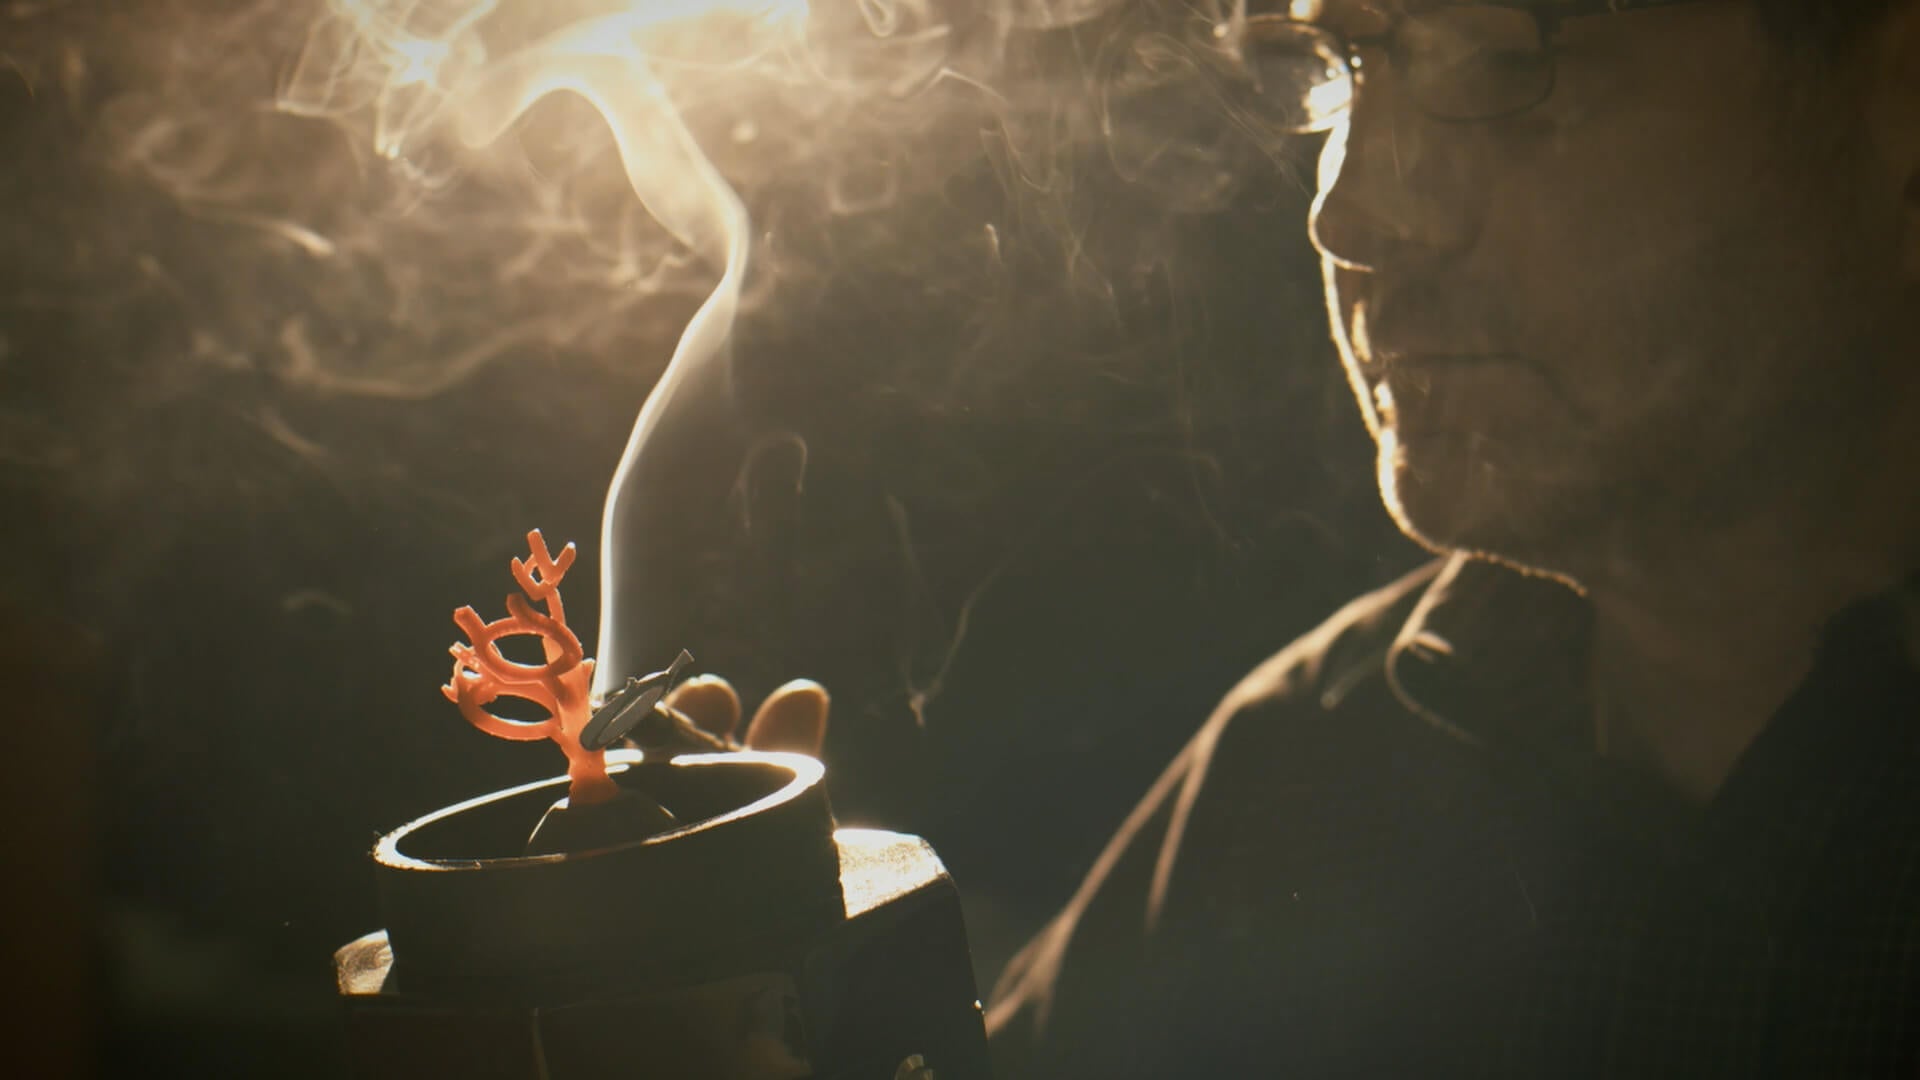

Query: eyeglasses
[1233,0,1709,133]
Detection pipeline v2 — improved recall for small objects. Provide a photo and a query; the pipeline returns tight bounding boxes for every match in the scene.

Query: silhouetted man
[988,1,1920,1074]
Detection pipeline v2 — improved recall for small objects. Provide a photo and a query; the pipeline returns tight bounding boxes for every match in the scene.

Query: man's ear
[1870,1,1920,279]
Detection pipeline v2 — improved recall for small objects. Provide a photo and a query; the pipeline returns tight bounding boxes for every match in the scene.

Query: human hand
[663,675,830,758]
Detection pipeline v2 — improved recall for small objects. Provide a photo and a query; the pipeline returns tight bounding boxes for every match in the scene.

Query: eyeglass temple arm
[1528,0,1718,17]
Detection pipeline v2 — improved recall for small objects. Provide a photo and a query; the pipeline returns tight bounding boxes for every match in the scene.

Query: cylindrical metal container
[337,749,990,1079]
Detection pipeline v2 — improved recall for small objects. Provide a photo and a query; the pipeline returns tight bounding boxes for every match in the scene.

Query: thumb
[743,680,830,757]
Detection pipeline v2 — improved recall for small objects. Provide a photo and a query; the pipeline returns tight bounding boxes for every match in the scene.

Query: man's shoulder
[985,558,1450,1058]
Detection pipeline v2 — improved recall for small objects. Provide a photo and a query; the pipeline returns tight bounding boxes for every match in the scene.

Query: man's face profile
[1302,0,1920,578]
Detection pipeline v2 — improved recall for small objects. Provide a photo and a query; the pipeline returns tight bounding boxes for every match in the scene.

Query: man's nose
[1308,66,1481,272]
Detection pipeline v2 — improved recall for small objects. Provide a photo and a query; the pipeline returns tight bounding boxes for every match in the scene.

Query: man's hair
[1754,1,1898,55]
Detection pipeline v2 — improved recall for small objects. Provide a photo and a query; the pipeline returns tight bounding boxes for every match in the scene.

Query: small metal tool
[579,649,697,752]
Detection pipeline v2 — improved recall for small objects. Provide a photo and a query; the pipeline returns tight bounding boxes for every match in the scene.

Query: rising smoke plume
[264,0,1305,693]
[5,0,1315,713]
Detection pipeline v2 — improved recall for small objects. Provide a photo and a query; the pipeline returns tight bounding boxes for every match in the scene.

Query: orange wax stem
[442,529,618,806]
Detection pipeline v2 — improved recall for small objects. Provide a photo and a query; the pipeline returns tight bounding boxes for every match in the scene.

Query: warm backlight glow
[286,0,807,700]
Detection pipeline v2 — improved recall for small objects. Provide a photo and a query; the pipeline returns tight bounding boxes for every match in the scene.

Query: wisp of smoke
[8,0,1310,708]
[263,0,1305,694]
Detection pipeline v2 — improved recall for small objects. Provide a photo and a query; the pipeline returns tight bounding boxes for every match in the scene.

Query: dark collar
[1377,552,1920,908]
[1383,553,1594,754]
[1381,554,1696,867]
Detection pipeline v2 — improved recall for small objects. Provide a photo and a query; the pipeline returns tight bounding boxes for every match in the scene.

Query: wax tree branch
[442,529,617,805]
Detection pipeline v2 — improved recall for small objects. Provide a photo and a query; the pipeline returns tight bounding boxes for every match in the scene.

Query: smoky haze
[257,0,1317,694]
[1,2,1413,1076]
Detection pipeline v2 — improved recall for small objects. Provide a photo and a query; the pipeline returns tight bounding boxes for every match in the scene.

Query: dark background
[1,2,1420,1075]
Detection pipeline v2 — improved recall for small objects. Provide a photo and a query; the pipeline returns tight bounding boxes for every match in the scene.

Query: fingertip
[745,680,830,756]
[774,678,830,707]
[665,674,742,739]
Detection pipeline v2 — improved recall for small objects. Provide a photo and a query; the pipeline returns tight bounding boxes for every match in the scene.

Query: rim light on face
[1230,0,1716,133]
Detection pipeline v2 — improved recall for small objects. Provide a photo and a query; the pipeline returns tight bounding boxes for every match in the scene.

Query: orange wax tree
[442,529,619,806]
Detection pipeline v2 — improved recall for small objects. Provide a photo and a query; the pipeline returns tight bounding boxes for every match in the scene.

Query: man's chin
[1376,443,1580,570]
[1380,479,1481,557]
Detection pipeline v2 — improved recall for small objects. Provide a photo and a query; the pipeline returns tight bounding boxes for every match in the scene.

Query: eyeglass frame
[1241,0,1717,130]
